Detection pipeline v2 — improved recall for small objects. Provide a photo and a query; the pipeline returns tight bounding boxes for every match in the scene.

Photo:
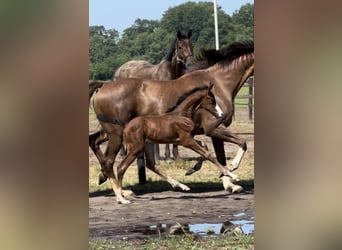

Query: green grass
[89,156,254,194]
[235,85,254,106]
[89,234,254,250]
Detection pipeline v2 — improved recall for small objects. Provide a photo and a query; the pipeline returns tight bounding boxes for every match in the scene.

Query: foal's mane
[194,41,254,67]
[163,31,192,62]
[166,85,209,113]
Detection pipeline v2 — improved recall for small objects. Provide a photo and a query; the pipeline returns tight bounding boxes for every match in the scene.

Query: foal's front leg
[179,133,243,193]
[179,134,238,180]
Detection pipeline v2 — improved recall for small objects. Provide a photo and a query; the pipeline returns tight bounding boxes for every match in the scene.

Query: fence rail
[234,77,254,121]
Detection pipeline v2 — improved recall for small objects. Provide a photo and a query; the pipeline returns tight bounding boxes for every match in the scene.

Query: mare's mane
[194,41,254,68]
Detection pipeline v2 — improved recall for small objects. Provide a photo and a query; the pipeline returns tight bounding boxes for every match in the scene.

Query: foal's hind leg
[144,144,190,191]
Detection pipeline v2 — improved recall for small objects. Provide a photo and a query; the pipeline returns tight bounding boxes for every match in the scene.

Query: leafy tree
[89,3,254,80]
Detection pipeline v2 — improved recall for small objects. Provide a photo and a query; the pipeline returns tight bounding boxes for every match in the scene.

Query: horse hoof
[178,185,190,191]
[118,198,131,204]
[231,185,244,193]
[98,173,108,185]
[185,169,195,176]
[228,164,238,172]
[122,189,135,198]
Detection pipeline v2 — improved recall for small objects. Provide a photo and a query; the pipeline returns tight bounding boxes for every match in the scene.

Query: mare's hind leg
[172,144,181,161]
[144,144,190,191]
[100,133,128,203]
[89,130,109,184]
[164,144,171,160]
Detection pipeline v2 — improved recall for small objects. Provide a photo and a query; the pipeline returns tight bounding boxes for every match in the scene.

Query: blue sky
[89,0,254,35]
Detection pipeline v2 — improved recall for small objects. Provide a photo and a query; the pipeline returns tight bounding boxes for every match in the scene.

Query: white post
[213,0,219,50]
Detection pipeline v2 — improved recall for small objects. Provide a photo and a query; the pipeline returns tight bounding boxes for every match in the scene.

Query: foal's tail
[89,81,106,105]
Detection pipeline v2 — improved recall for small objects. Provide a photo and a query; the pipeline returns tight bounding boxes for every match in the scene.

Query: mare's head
[175,30,193,68]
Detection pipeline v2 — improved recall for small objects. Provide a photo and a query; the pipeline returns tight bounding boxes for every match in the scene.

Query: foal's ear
[208,82,214,91]
[188,30,192,38]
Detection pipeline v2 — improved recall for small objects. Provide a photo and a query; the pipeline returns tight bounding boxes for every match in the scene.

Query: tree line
[89,2,253,80]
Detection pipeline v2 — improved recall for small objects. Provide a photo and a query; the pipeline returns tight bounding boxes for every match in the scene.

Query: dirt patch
[89,188,253,240]
[89,107,254,239]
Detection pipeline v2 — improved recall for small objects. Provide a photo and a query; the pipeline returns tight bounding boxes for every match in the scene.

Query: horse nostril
[185,56,194,68]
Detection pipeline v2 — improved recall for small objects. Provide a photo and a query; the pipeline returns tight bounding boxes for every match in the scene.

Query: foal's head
[198,83,218,117]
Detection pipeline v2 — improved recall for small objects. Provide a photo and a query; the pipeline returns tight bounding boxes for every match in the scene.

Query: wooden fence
[234,77,254,121]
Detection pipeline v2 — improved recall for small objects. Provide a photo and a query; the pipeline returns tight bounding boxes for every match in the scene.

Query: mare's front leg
[207,125,247,172]
[201,111,247,172]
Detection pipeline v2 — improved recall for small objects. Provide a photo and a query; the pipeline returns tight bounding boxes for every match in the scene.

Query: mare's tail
[89,81,106,105]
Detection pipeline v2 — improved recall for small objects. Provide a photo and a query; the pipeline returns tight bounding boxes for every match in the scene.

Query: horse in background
[113,30,193,81]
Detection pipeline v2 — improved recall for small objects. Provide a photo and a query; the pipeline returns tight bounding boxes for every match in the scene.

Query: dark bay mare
[113,30,193,81]
[114,30,193,167]
[89,41,254,197]
[111,84,239,204]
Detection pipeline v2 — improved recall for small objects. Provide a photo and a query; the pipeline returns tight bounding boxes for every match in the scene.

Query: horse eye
[178,47,182,50]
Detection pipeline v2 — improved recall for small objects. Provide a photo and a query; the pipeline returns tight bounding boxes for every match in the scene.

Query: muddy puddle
[90,212,254,240]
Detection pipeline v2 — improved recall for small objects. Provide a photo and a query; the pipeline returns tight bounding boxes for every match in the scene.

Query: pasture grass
[89,234,254,250]
[89,150,254,194]
[235,85,254,106]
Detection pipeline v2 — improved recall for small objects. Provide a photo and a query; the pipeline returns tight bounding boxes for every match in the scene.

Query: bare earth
[89,107,254,239]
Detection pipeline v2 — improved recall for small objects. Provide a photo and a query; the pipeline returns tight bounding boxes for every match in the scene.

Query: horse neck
[172,92,206,118]
[170,56,183,79]
[151,60,172,80]
[210,54,254,100]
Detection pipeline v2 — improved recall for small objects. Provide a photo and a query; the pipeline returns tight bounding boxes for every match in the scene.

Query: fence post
[248,78,254,121]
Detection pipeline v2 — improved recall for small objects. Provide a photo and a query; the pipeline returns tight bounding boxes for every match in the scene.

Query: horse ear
[177,30,182,39]
[188,30,192,38]
[208,82,214,90]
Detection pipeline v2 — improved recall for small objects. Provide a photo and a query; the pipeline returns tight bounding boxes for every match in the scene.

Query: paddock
[89,106,254,239]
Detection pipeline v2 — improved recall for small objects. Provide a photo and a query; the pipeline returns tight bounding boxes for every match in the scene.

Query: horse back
[113,60,171,81]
